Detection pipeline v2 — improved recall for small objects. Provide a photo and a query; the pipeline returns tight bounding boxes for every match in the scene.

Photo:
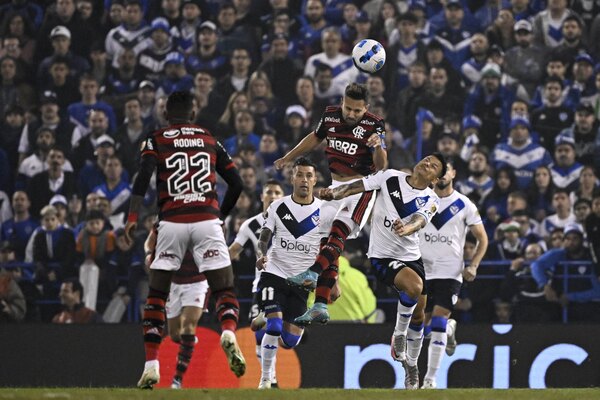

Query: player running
[417,159,488,389]
[228,179,285,385]
[125,91,246,389]
[319,154,446,390]
[144,229,207,389]
[274,83,387,325]
[255,158,323,389]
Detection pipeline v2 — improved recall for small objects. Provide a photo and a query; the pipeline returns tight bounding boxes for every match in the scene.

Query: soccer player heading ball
[275,82,387,325]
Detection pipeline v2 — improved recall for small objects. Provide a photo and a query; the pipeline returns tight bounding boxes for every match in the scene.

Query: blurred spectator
[485,7,516,50]
[97,196,122,231]
[110,226,145,313]
[574,198,592,224]
[280,105,310,149]
[460,33,490,90]
[0,190,11,223]
[385,12,425,93]
[570,165,599,205]
[552,15,587,66]
[156,51,193,96]
[492,117,552,189]
[172,0,203,55]
[540,189,576,239]
[186,21,229,79]
[0,1,44,31]
[50,194,70,228]
[458,114,482,165]
[37,25,90,86]
[548,227,565,249]
[1,35,33,82]
[305,28,357,96]
[313,62,339,101]
[27,146,77,218]
[432,0,479,70]
[115,97,148,175]
[18,93,77,159]
[217,47,252,104]
[403,108,438,156]
[138,17,175,82]
[217,1,257,57]
[93,155,131,216]
[137,80,157,125]
[532,0,580,48]
[0,267,26,322]
[526,165,557,222]
[36,0,96,62]
[531,76,573,151]
[456,149,494,205]
[585,192,600,260]
[71,110,113,170]
[76,209,117,307]
[0,11,37,65]
[486,220,526,260]
[503,20,547,98]
[17,128,75,190]
[389,61,427,134]
[558,102,600,167]
[293,75,327,129]
[299,0,329,56]
[0,191,38,261]
[0,104,25,178]
[259,34,303,106]
[571,53,596,104]
[511,209,546,250]
[105,48,143,107]
[258,132,282,170]
[529,56,575,111]
[437,133,467,179]
[224,109,261,155]
[105,0,150,69]
[67,74,117,134]
[43,57,81,111]
[239,164,261,198]
[482,167,518,235]
[550,135,583,192]
[52,278,104,323]
[0,55,34,120]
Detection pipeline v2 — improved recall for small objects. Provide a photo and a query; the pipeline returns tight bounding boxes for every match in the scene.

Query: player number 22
[165,152,212,195]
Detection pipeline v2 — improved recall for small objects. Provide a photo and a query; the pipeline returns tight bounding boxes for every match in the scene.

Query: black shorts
[424,279,462,313]
[257,272,309,323]
[248,291,260,320]
[369,258,426,294]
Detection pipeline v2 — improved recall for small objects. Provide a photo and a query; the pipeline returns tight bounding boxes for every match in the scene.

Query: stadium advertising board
[0,324,597,388]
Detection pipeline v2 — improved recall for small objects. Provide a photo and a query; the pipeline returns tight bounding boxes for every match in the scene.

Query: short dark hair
[86,209,105,222]
[315,62,333,74]
[345,83,369,102]
[430,152,448,179]
[50,55,70,67]
[264,179,284,192]
[563,15,582,28]
[545,75,564,89]
[166,91,194,120]
[293,156,317,171]
[574,198,592,208]
[553,188,570,198]
[63,278,84,298]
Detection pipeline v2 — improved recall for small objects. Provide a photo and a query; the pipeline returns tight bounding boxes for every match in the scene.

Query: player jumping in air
[274,83,387,325]
[144,230,207,389]
[229,179,285,386]
[255,157,324,389]
[125,91,246,389]
[416,159,488,389]
[319,154,446,389]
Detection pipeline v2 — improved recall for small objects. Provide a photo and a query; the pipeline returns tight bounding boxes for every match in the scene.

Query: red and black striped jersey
[172,251,206,285]
[141,123,237,223]
[315,105,386,177]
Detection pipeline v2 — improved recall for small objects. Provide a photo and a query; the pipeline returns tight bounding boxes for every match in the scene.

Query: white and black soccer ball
[352,39,386,74]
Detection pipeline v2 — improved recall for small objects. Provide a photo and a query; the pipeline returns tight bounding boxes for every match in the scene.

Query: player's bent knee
[430,315,448,332]
[265,317,283,336]
[280,329,303,349]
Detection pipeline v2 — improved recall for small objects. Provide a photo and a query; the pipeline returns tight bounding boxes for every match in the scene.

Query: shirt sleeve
[314,113,328,140]
[233,218,252,246]
[465,198,483,226]
[374,119,387,150]
[215,139,236,175]
[416,195,440,224]
[362,170,388,191]
[263,203,277,232]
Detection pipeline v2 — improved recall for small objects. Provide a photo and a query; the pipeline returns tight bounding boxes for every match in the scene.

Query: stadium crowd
[0,0,599,325]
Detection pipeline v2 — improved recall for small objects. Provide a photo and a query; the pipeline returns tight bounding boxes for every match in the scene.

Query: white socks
[394,299,417,336]
[260,334,279,381]
[425,331,446,381]
[406,325,424,367]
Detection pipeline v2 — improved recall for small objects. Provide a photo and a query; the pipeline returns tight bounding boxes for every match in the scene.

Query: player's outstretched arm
[219,167,243,218]
[256,227,273,270]
[125,155,157,244]
[319,180,366,201]
[274,132,323,170]
[463,223,489,282]
[393,214,427,237]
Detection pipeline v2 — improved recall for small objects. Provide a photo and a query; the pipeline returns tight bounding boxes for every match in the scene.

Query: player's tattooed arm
[319,180,366,201]
[393,214,427,237]
[256,228,273,270]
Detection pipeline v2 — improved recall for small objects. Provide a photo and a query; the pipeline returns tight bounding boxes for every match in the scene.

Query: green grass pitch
[1,389,599,400]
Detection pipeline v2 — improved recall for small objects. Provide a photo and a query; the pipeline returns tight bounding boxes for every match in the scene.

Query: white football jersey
[419,190,482,282]
[363,170,439,260]
[263,196,323,279]
[233,212,264,292]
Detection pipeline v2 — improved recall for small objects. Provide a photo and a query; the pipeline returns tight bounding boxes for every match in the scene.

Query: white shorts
[320,178,377,239]
[151,219,231,272]
[166,281,210,319]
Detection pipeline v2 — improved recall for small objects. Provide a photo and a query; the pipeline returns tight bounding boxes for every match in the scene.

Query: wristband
[127,212,138,223]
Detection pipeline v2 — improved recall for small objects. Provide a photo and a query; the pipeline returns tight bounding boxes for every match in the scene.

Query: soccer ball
[352,39,386,73]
